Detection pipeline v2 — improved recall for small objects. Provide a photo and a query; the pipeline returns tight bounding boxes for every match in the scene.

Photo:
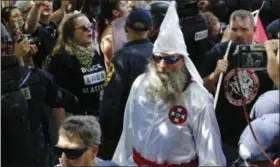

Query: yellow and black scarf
[71,44,96,68]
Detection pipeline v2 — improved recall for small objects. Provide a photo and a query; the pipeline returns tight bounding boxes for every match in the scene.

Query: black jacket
[100,39,153,139]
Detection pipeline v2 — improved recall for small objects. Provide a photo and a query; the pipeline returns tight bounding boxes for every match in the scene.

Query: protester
[2,6,28,42]
[54,115,118,166]
[97,0,129,73]
[0,15,37,67]
[48,13,106,116]
[25,0,67,67]
[238,113,280,167]
[99,7,153,160]
[113,2,226,166]
[201,10,274,163]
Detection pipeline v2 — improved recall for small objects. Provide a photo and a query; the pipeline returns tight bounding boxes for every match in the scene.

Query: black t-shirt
[48,50,106,116]
[201,42,274,148]
[31,21,57,68]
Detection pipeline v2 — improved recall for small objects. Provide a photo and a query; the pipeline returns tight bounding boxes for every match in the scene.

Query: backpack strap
[19,71,31,88]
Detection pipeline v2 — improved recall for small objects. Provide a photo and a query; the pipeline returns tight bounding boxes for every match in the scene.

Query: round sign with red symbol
[168,106,187,125]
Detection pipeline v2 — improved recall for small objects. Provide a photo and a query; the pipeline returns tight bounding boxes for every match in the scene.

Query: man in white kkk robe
[112,1,226,166]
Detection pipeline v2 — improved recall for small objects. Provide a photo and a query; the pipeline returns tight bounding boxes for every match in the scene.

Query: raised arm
[24,1,44,34]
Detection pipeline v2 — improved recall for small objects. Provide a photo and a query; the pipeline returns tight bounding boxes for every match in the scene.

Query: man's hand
[264,39,279,88]
[214,59,228,77]
[13,39,30,58]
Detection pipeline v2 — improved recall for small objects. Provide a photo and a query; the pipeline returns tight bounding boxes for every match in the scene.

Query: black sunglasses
[53,146,88,160]
[75,23,93,32]
[152,55,183,64]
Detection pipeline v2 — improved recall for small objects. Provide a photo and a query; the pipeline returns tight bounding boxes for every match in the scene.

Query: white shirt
[113,74,226,166]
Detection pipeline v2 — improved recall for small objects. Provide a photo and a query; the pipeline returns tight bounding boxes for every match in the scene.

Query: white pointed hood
[153,1,204,86]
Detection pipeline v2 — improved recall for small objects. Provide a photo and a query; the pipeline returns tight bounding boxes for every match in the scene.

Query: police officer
[175,0,211,74]
[1,24,77,165]
[2,54,77,166]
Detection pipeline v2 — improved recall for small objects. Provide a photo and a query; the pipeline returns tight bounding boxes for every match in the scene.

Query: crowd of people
[1,0,279,167]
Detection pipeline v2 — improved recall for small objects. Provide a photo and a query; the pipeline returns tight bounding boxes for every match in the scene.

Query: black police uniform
[1,55,77,166]
[176,0,212,74]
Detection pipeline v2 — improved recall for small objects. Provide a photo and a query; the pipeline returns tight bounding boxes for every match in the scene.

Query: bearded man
[112,1,226,167]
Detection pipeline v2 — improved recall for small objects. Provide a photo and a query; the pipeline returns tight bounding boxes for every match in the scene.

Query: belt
[132,148,198,167]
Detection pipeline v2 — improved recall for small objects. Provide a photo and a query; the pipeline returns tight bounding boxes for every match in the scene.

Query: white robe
[112,74,226,166]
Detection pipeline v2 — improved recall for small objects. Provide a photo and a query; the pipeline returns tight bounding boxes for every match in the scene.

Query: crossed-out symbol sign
[168,105,187,125]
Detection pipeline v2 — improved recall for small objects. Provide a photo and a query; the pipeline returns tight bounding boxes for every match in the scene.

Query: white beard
[145,61,190,106]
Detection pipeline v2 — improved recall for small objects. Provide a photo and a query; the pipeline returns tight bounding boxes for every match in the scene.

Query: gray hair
[59,116,101,147]
[230,10,255,28]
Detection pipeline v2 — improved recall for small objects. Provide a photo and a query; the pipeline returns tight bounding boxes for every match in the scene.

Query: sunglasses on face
[75,23,93,32]
[152,55,183,64]
[53,146,88,160]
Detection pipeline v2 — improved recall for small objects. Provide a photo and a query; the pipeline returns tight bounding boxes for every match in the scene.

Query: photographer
[201,10,274,164]
[1,22,37,66]
[1,6,33,43]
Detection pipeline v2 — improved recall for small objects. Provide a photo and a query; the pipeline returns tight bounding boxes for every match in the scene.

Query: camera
[234,44,276,69]
[17,35,41,47]
[27,36,41,46]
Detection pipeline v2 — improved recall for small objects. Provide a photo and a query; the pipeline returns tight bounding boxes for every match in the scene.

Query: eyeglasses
[152,55,183,64]
[53,146,88,160]
[75,23,93,32]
